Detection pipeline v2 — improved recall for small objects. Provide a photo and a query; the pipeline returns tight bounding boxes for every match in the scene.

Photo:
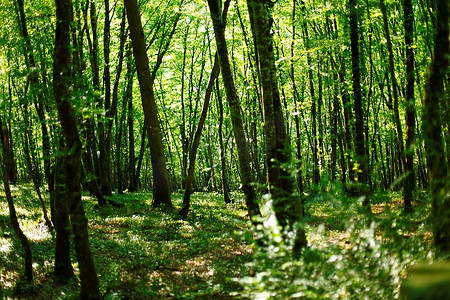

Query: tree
[179,0,231,219]
[246,0,306,252]
[422,0,449,258]
[53,136,74,283]
[124,0,175,207]
[53,0,101,297]
[207,0,261,220]
[348,0,370,210]
[403,0,416,213]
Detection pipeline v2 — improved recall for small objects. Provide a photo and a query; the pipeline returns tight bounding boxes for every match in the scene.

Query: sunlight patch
[0,240,12,254]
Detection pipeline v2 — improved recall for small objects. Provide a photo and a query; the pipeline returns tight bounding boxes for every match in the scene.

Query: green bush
[236,188,432,299]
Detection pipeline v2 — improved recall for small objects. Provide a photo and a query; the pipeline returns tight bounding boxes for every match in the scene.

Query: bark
[422,0,449,258]
[124,0,172,207]
[207,0,261,220]
[53,0,101,297]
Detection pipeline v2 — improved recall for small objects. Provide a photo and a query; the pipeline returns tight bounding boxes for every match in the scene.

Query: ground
[1,184,434,299]
[1,186,253,299]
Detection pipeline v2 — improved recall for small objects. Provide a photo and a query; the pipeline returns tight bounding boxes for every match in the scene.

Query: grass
[1,185,253,299]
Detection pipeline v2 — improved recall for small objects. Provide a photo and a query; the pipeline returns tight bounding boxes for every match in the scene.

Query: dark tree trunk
[99,0,112,196]
[53,0,101,297]
[53,137,74,283]
[180,53,222,218]
[15,0,53,229]
[124,0,172,207]
[299,2,320,186]
[422,0,449,258]
[403,0,416,213]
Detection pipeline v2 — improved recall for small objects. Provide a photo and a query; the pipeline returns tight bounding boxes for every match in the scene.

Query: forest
[0,0,449,298]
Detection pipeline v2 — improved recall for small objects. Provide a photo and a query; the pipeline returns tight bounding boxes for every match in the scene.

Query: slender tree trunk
[422,0,449,258]
[180,25,189,188]
[289,0,305,215]
[179,0,231,218]
[216,79,232,204]
[124,0,172,207]
[299,2,319,186]
[99,0,112,196]
[207,0,260,220]
[338,58,355,184]
[53,0,100,297]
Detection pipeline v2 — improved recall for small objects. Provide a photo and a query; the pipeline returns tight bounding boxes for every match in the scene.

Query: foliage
[237,185,433,299]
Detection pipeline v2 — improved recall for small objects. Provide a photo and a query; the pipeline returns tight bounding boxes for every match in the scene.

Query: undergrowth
[236,185,433,299]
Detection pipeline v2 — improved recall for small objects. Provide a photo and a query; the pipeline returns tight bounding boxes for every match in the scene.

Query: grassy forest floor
[1,184,433,299]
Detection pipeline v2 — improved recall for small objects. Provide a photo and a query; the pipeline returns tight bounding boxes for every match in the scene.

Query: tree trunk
[403,0,416,213]
[207,0,261,221]
[53,0,101,297]
[247,0,306,253]
[53,136,74,283]
[15,0,53,228]
[422,0,449,258]
[124,0,173,207]
[349,0,370,210]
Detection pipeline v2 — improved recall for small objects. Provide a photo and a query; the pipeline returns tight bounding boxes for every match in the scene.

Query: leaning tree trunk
[124,0,172,207]
[422,0,449,258]
[53,0,100,297]
[179,0,231,219]
[207,0,261,221]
